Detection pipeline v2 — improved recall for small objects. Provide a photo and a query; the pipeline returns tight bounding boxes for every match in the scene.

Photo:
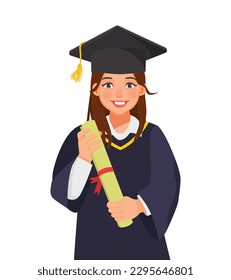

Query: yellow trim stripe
[105,122,149,151]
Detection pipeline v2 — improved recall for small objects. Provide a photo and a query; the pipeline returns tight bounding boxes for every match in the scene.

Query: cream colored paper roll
[81,120,133,228]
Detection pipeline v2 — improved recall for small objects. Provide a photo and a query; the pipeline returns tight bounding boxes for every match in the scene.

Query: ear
[92,83,99,96]
[139,85,146,96]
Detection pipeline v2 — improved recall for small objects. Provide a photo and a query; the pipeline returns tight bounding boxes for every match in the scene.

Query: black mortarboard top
[70,25,167,82]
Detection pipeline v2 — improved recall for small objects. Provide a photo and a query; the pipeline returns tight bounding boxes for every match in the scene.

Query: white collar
[106,115,140,140]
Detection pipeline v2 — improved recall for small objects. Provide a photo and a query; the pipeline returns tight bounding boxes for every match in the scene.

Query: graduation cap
[70,25,167,82]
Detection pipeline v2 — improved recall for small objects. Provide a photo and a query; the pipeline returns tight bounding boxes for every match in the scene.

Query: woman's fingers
[107,200,122,209]
[107,204,123,213]
[78,129,102,139]
[77,128,90,140]
[82,133,99,145]
[107,196,142,221]
[77,128,102,163]
[85,138,101,149]
[89,143,101,153]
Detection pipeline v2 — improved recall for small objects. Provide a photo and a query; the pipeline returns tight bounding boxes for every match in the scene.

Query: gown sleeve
[50,126,90,212]
[138,125,180,240]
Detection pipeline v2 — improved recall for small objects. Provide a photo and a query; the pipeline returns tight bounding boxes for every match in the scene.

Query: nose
[115,85,123,98]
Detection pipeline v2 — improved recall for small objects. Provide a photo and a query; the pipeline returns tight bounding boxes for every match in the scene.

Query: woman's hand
[77,128,101,163]
[107,196,145,221]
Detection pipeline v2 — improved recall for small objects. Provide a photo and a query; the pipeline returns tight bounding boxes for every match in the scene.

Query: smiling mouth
[111,101,128,107]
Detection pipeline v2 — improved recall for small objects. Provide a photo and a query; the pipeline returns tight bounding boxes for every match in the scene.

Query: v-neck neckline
[105,122,149,150]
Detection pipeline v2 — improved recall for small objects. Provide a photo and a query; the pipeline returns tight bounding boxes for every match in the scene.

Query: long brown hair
[87,72,156,146]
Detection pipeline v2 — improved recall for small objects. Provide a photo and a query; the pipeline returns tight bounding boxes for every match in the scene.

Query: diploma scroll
[81,120,133,228]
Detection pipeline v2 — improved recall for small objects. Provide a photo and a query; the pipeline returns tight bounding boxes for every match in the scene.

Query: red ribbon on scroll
[89,167,114,195]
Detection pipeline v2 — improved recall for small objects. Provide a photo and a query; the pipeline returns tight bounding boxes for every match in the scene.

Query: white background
[1,0,231,279]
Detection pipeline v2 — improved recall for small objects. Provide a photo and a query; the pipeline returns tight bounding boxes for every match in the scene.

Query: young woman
[51,26,180,260]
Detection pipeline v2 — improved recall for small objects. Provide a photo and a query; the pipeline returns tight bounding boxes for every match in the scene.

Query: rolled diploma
[81,120,133,228]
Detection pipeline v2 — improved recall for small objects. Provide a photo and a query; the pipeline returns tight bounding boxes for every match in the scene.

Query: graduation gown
[51,122,180,260]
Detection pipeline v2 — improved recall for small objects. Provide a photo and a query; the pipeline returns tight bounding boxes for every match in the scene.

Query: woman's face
[93,73,145,115]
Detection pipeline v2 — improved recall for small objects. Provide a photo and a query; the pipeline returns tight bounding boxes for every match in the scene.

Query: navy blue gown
[51,122,180,260]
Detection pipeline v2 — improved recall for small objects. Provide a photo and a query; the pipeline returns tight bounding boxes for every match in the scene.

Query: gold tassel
[70,63,82,82]
[70,42,85,82]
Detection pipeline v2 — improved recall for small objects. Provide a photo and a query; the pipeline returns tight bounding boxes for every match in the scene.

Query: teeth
[114,101,126,105]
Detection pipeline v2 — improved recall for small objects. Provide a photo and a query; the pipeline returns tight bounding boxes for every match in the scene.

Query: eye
[102,83,113,88]
[126,83,137,88]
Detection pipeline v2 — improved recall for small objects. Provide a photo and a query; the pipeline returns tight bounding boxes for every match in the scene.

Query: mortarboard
[70,25,167,82]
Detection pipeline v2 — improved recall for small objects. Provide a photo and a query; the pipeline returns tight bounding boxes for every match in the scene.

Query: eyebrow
[125,77,136,80]
[102,77,112,80]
